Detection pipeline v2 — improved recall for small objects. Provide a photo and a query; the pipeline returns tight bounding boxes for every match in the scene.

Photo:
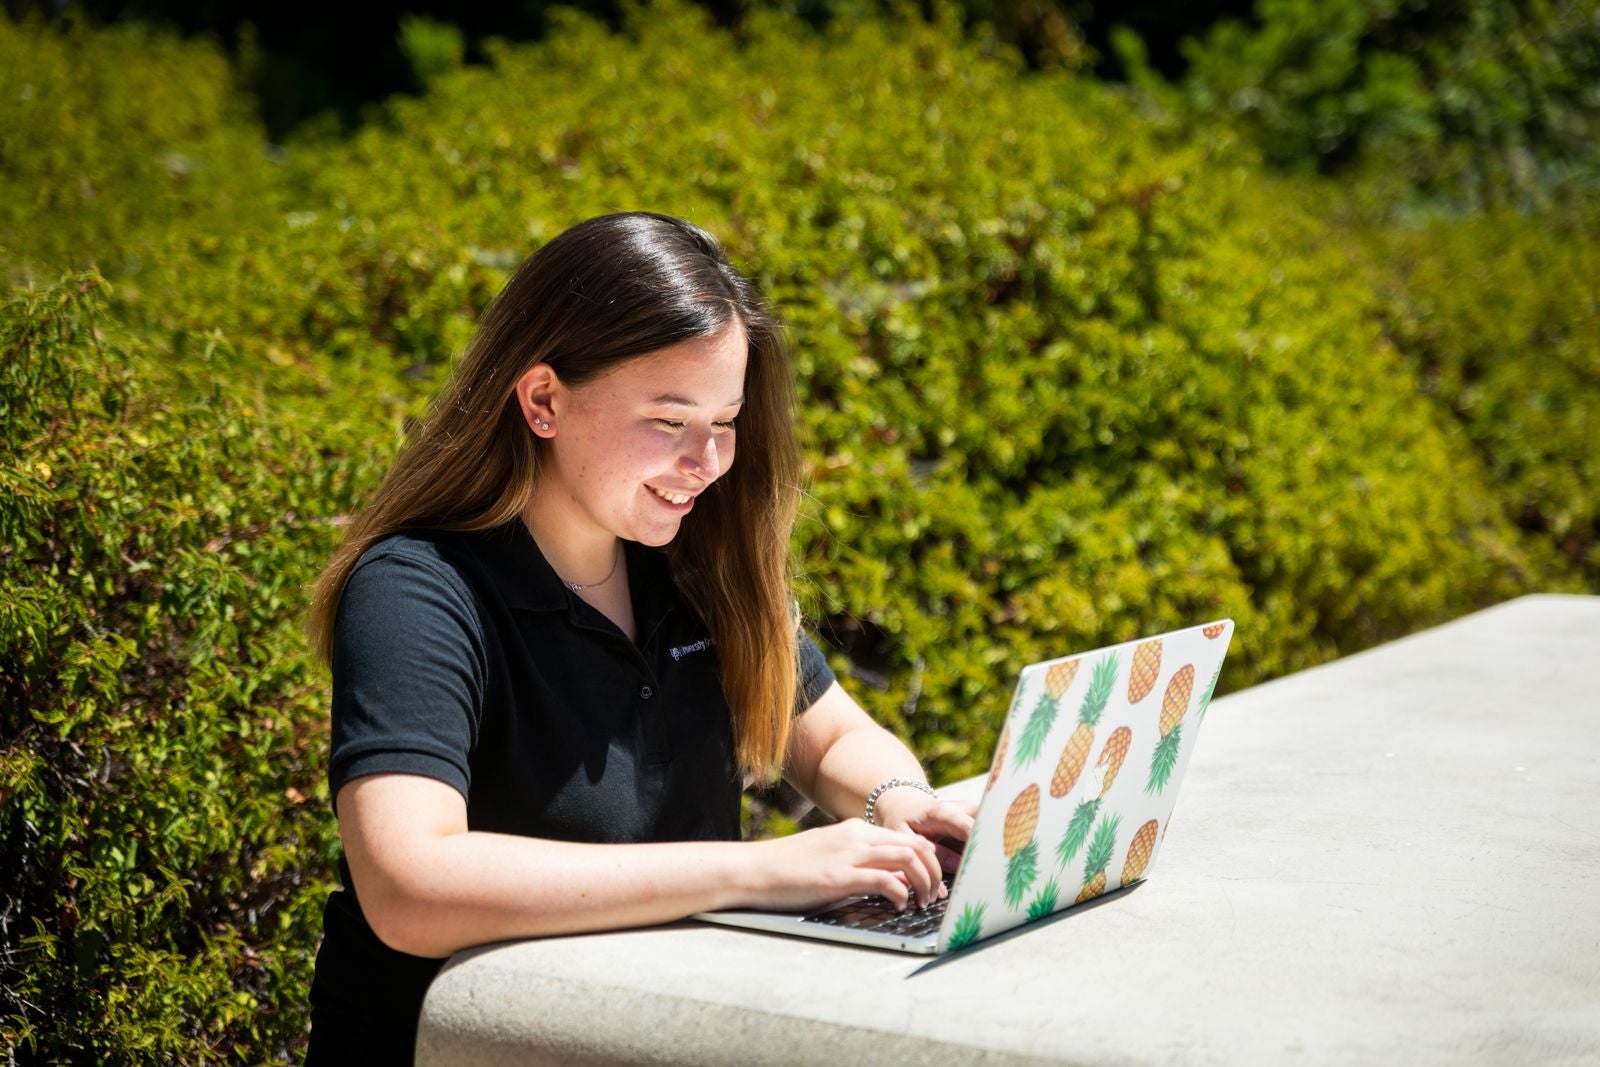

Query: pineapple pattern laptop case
[939,619,1234,952]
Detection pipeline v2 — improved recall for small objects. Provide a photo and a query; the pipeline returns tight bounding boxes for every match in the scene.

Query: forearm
[344,771,950,959]
[366,832,752,958]
[782,688,972,885]
[808,723,928,823]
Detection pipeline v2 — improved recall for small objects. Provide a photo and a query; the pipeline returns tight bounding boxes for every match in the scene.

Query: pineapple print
[1146,664,1196,794]
[1055,726,1132,869]
[1121,819,1159,884]
[1203,622,1226,639]
[1025,877,1060,922]
[1076,814,1121,903]
[946,902,986,950]
[1013,660,1080,768]
[986,725,1010,792]
[1197,663,1222,723]
[1001,784,1041,909]
[1094,725,1133,794]
[1127,639,1162,703]
[1048,654,1119,798]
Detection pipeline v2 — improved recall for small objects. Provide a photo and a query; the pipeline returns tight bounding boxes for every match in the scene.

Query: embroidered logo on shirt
[670,637,714,661]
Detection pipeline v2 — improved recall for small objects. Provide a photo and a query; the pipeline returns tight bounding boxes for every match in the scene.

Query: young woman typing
[303,212,974,1061]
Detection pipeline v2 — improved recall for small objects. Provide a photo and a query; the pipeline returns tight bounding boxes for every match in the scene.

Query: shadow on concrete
[905,881,1145,978]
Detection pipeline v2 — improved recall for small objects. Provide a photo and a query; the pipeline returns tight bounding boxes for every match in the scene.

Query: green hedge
[1,3,1591,1060]
[0,15,280,280]
[0,276,381,1060]
[1139,0,1600,208]
[1350,200,1600,584]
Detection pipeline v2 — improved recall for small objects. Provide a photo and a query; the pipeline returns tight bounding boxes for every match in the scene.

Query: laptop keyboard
[801,877,954,937]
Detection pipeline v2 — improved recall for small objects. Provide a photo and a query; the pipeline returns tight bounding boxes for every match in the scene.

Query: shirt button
[639,684,654,700]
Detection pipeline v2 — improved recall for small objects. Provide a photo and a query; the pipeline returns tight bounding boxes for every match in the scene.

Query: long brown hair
[308,212,802,780]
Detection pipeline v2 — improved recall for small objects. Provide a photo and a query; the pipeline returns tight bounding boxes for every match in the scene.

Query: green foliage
[0,273,381,1060]
[1149,0,1600,207]
[1351,201,1600,583]
[0,2,1592,1058]
[399,15,467,89]
[0,13,280,279]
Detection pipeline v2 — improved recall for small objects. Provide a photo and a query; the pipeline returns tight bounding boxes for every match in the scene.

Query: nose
[678,430,724,483]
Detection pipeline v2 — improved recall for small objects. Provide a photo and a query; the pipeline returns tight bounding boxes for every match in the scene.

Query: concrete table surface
[417,594,1600,1066]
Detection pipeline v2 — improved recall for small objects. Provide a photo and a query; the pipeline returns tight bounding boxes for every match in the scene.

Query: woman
[304,212,974,1061]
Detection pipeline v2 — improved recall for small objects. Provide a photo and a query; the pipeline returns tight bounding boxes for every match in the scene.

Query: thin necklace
[561,541,622,593]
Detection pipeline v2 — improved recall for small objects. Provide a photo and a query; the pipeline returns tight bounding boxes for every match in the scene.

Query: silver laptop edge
[694,617,1235,954]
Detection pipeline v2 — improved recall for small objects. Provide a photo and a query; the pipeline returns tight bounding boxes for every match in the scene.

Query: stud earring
[534,417,551,432]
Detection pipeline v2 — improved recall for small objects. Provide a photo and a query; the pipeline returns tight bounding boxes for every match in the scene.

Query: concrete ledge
[418,594,1600,1066]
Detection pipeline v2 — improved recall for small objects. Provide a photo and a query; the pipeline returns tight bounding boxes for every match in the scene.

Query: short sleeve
[328,549,487,807]
[794,628,837,715]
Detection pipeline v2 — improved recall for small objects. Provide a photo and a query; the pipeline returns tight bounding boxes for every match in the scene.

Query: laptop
[694,618,1234,953]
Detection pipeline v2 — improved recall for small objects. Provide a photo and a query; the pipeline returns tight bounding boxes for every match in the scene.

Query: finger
[934,841,964,875]
[902,812,972,857]
[872,821,945,904]
[888,833,939,907]
[912,833,943,903]
[905,806,976,846]
[874,842,935,908]
[857,825,941,907]
[941,800,978,834]
[872,869,910,909]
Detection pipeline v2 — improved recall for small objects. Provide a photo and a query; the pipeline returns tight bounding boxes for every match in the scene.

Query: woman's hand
[871,788,979,877]
[741,818,944,912]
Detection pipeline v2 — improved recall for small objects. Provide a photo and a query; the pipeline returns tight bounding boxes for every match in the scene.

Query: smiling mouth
[648,485,694,506]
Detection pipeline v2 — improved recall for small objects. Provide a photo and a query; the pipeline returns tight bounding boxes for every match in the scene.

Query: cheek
[616,427,675,480]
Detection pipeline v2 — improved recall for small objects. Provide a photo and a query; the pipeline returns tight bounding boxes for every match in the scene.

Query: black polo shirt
[306,518,836,1063]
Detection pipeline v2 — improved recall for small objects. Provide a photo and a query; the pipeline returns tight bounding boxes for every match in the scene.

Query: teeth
[651,486,691,505]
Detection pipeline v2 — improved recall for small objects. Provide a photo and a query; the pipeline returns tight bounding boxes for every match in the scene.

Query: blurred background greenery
[2,0,1595,1060]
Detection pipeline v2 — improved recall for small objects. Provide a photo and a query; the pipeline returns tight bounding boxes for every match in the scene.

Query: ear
[514,363,561,437]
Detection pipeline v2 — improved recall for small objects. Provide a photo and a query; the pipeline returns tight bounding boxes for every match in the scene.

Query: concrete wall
[418,594,1600,1065]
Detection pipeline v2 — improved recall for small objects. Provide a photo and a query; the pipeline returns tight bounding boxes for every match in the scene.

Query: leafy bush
[1124,0,1600,208]
[0,273,389,1061]
[0,3,1590,1060]
[0,13,281,280]
[1352,199,1600,582]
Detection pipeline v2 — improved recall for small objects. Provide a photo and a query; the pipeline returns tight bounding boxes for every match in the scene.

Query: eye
[655,419,686,430]
[714,419,737,431]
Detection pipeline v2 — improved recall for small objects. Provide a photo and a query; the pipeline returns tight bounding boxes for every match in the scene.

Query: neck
[521,484,621,589]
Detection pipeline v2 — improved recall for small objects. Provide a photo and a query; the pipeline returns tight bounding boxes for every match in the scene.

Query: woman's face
[540,323,748,548]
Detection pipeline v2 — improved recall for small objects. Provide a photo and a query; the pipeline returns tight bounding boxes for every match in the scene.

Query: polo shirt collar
[470,518,570,611]
[477,518,678,637]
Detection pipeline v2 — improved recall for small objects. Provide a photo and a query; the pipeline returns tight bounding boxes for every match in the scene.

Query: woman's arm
[784,681,978,876]
[339,772,944,959]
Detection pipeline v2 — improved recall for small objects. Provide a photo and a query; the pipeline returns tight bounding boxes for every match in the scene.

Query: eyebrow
[649,394,745,407]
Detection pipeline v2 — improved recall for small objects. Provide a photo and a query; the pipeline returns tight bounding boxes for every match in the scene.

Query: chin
[631,524,682,548]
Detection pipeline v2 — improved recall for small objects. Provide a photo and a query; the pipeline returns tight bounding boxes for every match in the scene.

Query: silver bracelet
[864,777,935,825]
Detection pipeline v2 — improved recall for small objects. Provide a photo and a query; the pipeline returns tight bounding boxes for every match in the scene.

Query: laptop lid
[937,618,1234,951]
